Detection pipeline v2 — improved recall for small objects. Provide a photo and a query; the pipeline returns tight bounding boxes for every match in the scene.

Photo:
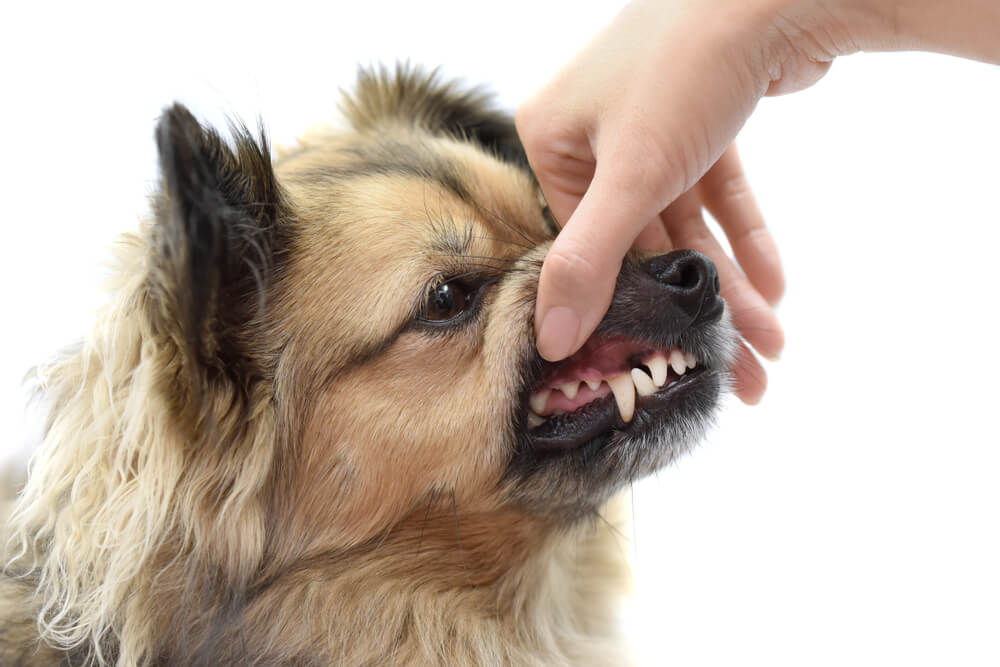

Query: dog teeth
[607,373,636,423]
[630,368,658,397]
[669,349,688,376]
[527,412,546,428]
[645,354,669,387]
[559,381,580,400]
[529,348,696,423]
[529,388,551,415]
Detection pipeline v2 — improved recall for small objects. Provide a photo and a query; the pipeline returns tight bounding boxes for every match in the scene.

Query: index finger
[534,161,682,361]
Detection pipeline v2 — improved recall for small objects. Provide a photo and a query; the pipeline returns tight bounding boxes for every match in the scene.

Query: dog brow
[289,140,476,208]
[427,219,475,256]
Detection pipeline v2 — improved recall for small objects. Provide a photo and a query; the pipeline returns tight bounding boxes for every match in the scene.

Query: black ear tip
[156,104,225,201]
[155,103,202,164]
[157,103,198,136]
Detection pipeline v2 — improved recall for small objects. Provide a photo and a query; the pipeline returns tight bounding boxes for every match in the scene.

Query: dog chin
[507,371,733,516]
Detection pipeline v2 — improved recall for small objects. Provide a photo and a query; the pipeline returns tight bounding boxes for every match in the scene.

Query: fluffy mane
[5,230,279,664]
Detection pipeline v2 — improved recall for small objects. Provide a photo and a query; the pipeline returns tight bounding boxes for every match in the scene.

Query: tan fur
[2,69,636,665]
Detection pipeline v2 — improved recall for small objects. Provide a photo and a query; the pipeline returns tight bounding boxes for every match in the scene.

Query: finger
[535,164,676,361]
[660,190,785,362]
[697,146,785,306]
[515,101,594,230]
[530,156,594,232]
[731,341,768,405]
[633,216,673,252]
[766,60,833,97]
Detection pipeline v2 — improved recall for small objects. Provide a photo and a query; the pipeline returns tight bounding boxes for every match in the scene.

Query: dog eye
[422,279,474,322]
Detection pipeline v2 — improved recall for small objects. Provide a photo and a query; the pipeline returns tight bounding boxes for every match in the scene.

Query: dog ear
[341,63,528,169]
[150,104,289,383]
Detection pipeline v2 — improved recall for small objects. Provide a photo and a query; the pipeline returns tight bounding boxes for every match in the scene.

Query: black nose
[644,250,721,321]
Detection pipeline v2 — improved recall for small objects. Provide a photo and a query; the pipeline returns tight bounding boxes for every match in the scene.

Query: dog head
[10,64,737,664]
[149,64,737,553]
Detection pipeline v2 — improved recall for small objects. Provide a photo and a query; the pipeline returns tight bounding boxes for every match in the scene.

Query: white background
[2,2,998,665]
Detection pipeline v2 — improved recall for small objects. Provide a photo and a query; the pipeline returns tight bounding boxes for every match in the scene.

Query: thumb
[535,161,683,361]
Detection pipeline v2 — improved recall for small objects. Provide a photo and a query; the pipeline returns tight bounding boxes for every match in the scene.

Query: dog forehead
[276,130,545,252]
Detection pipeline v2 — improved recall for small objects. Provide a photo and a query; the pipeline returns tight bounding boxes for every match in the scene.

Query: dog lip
[525,366,709,451]
[527,394,617,450]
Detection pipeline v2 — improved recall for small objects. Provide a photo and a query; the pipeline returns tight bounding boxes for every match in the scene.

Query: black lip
[526,365,708,451]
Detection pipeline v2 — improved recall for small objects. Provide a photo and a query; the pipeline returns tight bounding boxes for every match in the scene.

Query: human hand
[516,0,955,403]
[647,145,784,405]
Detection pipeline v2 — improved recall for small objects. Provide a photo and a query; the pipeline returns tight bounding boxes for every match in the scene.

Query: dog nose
[644,250,721,321]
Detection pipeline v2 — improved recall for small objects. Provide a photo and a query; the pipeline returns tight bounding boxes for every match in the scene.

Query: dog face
[151,66,737,556]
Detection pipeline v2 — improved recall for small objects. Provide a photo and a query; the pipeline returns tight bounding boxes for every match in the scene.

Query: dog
[0,64,736,666]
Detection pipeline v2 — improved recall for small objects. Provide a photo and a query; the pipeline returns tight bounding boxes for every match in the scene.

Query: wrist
[762,0,895,59]
[885,0,1000,63]
[774,0,1000,63]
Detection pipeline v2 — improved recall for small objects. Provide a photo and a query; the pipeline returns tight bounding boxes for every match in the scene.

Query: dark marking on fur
[288,138,475,206]
[151,104,292,388]
[342,63,530,170]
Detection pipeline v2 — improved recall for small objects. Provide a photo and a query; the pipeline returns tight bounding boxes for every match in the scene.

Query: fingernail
[536,306,580,361]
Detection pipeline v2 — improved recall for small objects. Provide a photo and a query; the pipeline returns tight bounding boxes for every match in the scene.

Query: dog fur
[1,65,736,666]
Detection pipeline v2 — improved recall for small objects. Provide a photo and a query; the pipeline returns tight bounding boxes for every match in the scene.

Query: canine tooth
[529,389,551,415]
[527,412,546,428]
[630,368,658,397]
[607,373,636,423]
[585,379,602,392]
[683,350,696,369]
[669,349,687,375]
[559,381,580,400]
[646,355,669,387]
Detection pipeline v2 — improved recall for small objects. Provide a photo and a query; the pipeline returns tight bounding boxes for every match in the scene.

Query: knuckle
[712,171,753,205]
[514,102,547,147]
[677,219,715,247]
[605,128,687,201]
[731,224,772,250]
[544,245,610,291]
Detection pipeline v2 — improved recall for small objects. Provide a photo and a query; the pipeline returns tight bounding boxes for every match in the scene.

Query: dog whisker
[470,200,537,249]
[592,508,630,545]
[449,491,470,579]
[465,233,534,252]
[415,500,436,558]
[630,482,638,560]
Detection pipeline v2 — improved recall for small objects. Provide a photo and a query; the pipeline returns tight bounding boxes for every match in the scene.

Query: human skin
[518,0,1000,404]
